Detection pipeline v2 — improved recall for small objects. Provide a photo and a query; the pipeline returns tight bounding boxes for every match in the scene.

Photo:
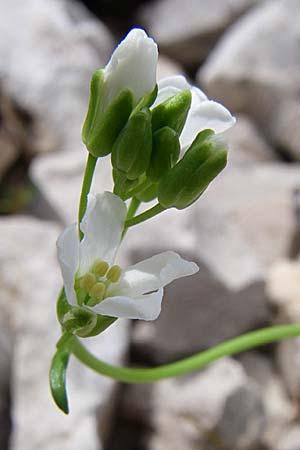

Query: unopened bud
[158,129,227,209]
[82,69,133,157]
[147,126,180,182]
[152,89,191,134]
[111,107,152,180]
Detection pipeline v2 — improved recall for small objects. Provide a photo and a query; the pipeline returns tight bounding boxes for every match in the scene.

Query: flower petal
[180,99,236,148]
[114,251,199,297]
[92,289,164,321]
[57,223,79,306]
[103,28,158,108]
[79,192,127,274]
[153,75,207,108]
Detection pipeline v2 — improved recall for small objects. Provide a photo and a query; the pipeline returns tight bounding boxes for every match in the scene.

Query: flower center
[75,259,122,307]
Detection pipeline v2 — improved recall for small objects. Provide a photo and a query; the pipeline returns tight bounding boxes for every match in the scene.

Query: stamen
[106,265,122,283]
[89,282,106,302]
[79,272,96,291]
[92,259,109,277]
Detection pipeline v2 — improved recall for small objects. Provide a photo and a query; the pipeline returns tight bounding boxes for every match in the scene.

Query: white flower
[57,192,199,321]
[100,28,158,113]
[153,75,236,148]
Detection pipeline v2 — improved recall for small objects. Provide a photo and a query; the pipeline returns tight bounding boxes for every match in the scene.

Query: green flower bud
[136,183,158,202]
[111,107,152,180]
[152,89,192,134]
[82,69,133,157]
[113,168,139,198]
[158,129,227,209]
[147,126,180,182]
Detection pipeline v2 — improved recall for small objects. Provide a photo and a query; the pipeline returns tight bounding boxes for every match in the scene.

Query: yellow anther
[106,265,122,283]
[79,272,96,291]
[92,259,109,277]
[89,282,106,301]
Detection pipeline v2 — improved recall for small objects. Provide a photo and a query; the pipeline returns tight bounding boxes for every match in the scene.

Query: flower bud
[147,126,180,182]
[158,129,227,209]
[136,183,158,202]
[113,168,139,198]
[111,107,152,180]
[152,89,192,134]
[82,69,134,157]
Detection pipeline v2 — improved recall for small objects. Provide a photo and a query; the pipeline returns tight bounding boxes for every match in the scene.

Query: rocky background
[0,0,300,449]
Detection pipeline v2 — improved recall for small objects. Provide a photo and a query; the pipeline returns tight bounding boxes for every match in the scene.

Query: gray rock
[227,114,276,166]
[266,258,300,323]
[139,0,263,66]
[127,164,300,291]
[272,425,300,450]
[239,352,297,448]
[150,358,265,450]
[132,261,271,364]
[157,55,184,81]
[0,303,12,450]
[0,0,115,222]
[198,0,300,160]
[277,338,300,401]
[0,216,129,450]
[0,0,114,151]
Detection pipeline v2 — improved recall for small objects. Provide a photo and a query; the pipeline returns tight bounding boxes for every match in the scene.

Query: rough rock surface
[0,217,129,450]
[0,0,114,151]
[131,261,270,364]
[150,358,265,450]
[227,114,276,166]
[198,0,300,159]
[139,0,263,66]
[277,338,300,402]
[0,303,12,450]
[126,164,300,291]
[266,258,300,322]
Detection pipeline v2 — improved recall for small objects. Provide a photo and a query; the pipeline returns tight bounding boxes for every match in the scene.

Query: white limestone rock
[199,0,300,159]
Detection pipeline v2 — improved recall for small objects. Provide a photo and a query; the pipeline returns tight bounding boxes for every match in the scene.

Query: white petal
[115,251,199,297]
[153,75,207,108]
[92,289,164,321]
[180,99,236,148]
[57,223,79,306]
[103,28,158,107]
[79,192,127,274]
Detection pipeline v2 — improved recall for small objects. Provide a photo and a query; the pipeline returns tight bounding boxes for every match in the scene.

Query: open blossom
[57,192,199,321]
[153,74,236,148]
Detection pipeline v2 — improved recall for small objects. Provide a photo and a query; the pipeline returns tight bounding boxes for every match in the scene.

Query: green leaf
[49,341,72,414]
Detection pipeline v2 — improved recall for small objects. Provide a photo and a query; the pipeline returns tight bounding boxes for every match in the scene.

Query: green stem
[125,203,165,228]
[72,324,300,383]
[78,153,97,239]
[122,197,141,239]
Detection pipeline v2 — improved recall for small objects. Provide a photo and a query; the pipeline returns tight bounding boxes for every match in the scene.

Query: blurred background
[0,0,300,449]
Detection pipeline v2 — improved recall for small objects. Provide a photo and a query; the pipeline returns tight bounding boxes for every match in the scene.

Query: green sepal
[158,129,227,209]
[147,127,180,182]
[131,84,158,116]
[113,168,139,198]
[57,289,117,338]
[111,107,152,180]
[83,84,134,157]
[57,288,71,326]
[81,69,104,148]
[152,89,192,134]
[136,183,158,202]
[50,333,74,414]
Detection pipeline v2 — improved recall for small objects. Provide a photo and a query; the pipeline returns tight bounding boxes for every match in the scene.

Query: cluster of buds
[82,29,235,211]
